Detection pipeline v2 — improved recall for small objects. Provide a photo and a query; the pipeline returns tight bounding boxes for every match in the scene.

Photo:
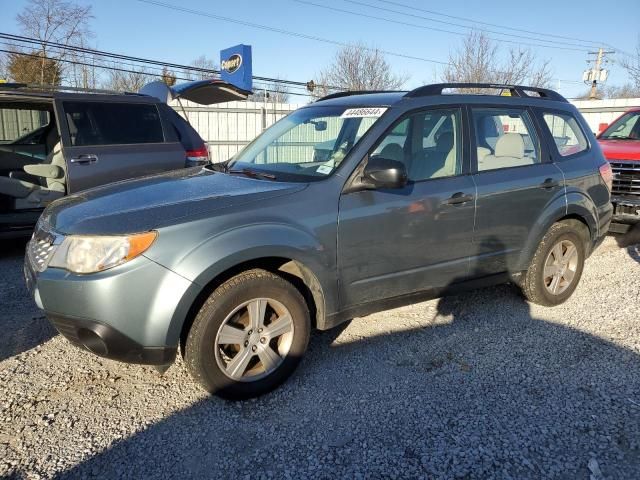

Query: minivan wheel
[521,221,586,306]
[185,269,310,400]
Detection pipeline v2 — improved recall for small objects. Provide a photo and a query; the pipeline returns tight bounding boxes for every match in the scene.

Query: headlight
[48,231,157,274]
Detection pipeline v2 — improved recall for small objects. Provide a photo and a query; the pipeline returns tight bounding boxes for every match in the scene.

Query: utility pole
[583,48,615,100]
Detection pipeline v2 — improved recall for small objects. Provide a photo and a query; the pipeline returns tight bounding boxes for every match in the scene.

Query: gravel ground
[1,236,639,479]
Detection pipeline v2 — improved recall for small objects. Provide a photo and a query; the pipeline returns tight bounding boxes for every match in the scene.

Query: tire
[185,269,310,400]
[521,221,587,306]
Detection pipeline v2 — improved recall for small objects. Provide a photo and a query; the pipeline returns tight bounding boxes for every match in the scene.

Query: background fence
[2,96,639,154]
[170,99,303,162]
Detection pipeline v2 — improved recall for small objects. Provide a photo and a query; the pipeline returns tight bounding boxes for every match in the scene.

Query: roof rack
[316,90,401,102]
[405,83,568,103]
[0,83,143,96]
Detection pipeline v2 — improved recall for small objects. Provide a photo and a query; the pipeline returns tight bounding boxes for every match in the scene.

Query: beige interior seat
[0,141,66,209]
[478,133,533,171]
[411,131,456,180]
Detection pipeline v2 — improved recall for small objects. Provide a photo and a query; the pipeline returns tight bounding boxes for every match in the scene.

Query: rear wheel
[185,269,310,400]
[521,221,587,306]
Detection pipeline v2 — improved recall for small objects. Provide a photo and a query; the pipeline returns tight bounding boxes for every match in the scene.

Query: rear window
[160,104,204,150]
[63,102,164,146]
[542,112,589,157]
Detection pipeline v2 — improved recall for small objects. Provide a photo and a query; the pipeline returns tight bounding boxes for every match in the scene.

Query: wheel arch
[516,199,596,272]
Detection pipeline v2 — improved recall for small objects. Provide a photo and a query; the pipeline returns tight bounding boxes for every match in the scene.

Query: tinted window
[371,108,462,182]
[64,102,164,146]
[160,104,203,149]
[473,108,540,171]
[543,112,589,157]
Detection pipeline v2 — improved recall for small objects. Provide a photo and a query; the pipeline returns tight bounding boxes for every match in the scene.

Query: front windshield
[600,111,640,140]
[226,105,386,181]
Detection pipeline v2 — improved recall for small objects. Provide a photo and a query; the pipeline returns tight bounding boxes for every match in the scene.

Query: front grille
[610,160,640,197]
[27,222,61,273]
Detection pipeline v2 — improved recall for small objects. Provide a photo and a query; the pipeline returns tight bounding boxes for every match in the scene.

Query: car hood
[598,139,640,161]
[42,167,307,235]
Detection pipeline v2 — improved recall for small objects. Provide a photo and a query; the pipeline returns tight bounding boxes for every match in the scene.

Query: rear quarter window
[63,101,164,146]
[542,111,589,157]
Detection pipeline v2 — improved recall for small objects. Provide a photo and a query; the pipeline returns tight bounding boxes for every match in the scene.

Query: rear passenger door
[56,99,184,193]
[470,106,565,275]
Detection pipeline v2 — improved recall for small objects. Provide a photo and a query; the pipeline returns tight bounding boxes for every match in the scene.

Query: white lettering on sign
[340,107,388,118]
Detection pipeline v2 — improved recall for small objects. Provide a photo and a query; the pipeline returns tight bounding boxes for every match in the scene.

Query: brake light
[599,162,613,191]
[186,145,210,166]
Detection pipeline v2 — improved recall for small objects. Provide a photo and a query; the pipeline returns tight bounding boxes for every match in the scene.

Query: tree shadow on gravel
[48,284,640,480]
[0,239,56,362]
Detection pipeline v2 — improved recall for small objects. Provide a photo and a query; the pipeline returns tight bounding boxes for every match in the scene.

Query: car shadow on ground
[0,239,56,362]
[50,284,640,479]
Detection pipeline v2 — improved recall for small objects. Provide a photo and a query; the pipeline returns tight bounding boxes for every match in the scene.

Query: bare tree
[102,67,152,93]
[313,43,407,97]
[16,0,93,86]
[160,66,177,86]
[442,31,553,91]
[619,37,640,91]
[250,81,290,103]
[183,55,218,81]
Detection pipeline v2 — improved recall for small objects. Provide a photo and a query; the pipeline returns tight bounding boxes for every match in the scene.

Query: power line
[294,0,590,53]
[1,48,312,97]
[0,32,328,91]
[133,0,449,65]
[370,0,606,48]
[340,0,601,50]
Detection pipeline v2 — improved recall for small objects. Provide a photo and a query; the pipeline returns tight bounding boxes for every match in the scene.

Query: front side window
[543,112,588,156]
[473,108,540,171]
[370,108,462,182]
[0,106,51,145]
[599,111,640,140]
[64,102,164,146]
[228,106,383,181]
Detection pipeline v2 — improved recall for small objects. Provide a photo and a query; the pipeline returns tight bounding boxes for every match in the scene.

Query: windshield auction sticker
[340,107,388,118]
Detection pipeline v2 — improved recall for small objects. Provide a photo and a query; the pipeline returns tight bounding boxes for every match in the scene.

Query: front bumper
[24,248,195,366]
[610,195,640,233]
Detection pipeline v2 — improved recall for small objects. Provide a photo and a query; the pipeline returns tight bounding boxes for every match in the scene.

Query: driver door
[337,107,476,307]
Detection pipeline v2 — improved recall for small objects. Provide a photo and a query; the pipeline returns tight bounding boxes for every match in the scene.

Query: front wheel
[521,221,587,306]
[185,269,310,400]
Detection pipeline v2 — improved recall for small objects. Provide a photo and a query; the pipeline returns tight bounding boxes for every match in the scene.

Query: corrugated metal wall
[170,99,304,163]
[0,109,49,143]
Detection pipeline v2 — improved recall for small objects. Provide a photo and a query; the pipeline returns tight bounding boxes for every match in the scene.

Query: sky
[0,0,638,100]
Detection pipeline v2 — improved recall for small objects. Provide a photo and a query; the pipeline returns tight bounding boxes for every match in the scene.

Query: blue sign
[220,44,252,92]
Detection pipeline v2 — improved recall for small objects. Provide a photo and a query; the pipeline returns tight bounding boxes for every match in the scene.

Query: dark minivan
[0,79,249,237]
[25,83,612,400]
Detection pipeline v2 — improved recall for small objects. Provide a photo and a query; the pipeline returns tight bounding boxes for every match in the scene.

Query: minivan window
[473,108,540,171]
[64,102,164,146]
[0,106,51,144]
[543,112,588,156]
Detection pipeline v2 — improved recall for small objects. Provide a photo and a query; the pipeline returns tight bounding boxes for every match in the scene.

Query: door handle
[444,192,474,206]
[70,154,98,165]
[539,178,560,190]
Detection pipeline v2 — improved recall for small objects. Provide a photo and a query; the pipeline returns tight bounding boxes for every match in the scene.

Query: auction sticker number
[340,107,388,118]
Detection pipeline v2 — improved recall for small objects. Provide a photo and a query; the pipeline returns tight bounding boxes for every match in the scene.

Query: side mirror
[314,120,327,132]
[598,123,609,135]
[363,155,408,189]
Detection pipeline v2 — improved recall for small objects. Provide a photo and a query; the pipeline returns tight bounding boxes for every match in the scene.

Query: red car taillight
[599,162,613,192]
[186,145,210,166]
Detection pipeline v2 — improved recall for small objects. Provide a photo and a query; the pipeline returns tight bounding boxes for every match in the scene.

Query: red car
[597,107,640,233]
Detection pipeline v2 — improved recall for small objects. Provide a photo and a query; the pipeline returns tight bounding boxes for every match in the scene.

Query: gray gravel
[1,236,640,479]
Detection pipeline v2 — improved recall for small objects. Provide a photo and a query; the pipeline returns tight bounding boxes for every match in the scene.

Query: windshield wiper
[227,168,277,180]
[604,135,637,140]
